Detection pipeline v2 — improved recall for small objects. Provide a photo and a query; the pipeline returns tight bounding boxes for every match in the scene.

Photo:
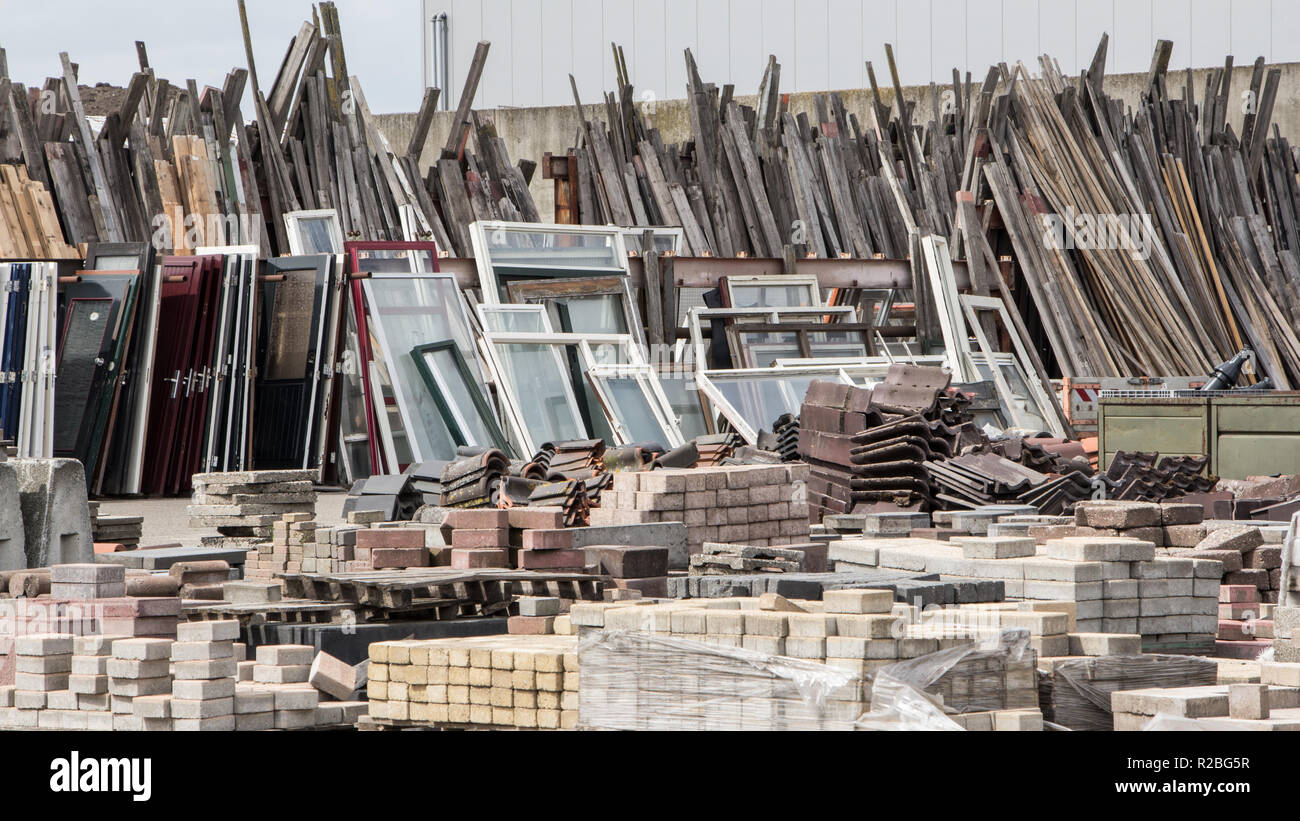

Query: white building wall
[420,0,1300,109]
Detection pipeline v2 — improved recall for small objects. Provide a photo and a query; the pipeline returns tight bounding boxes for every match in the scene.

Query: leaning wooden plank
[44,142,99,245]
[406,86,441,163]
[61,51,123,241]
[443,41,490,160]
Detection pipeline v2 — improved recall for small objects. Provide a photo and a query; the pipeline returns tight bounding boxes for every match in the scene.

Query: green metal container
[1098,393,1300,478]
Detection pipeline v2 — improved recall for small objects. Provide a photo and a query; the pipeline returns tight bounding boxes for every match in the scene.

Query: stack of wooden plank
[248,7,538,258]
[0,166,77,258]
[0,39,261,256]
[564,44,963,260]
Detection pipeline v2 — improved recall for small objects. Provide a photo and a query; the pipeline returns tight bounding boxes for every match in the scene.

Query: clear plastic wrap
[1041,655,1217,731]
[855,629,1037,730]
[577,629,865,730]
[1139,713,1244,731]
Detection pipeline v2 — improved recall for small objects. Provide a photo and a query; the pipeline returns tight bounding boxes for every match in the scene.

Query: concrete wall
[417,0,1300,110]
[375,61,1300,225]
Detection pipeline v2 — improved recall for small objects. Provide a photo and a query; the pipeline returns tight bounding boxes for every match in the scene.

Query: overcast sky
[1,0,424,114]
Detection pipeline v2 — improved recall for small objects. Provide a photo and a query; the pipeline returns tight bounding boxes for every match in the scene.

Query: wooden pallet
[278,569,606,616]
[181,600,351,625]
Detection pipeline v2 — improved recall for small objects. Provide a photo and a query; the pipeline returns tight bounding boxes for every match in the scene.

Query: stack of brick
[569,592,993,678]
[49,563,124,599]
[91,513,143,549]
[69,635,114,716]
[513,525,587,573]
[443,508,510,569]
[1184,523,1282,603]
[1038,654,1218,730]
[245,513,315,580]
[108,637,174,730]
[689,541,809,576]
[1110,666,1300,729]
[578,628,867,730]
[583,544,669,598]
[1,602,94,687]
[0,634,114,730]
[367,636,579,730]
[166,620,239,731]
[508,596,566,635]
[844,530,1222,653]
[14,633,72,727]
[355,528,431,571]
[97,596,181,639]
[1023,500,1198,546]
[305,522,365,573]
[1216,584,1273,658]
[589,465,810,557]
[188,470,317,538]
[251,643,320,729]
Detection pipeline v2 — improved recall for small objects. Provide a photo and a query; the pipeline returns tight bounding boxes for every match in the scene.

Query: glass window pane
[728,284,815,308]
[546,294,627,335]
[657,375,710,439]
[354,248,436,273]
[418,346,497,446]
[712,375,818,433]
[295,218,339,254]
[602,376,669,444]
[494,343,586,444]
[486,228,621,269]
[479,308,549,333]
[364,277,483,462]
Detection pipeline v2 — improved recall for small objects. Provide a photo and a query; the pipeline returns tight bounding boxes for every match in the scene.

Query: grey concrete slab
[13,458,92,567]
[0,463,25,571]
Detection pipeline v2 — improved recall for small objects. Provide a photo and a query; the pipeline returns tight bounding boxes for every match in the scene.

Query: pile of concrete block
[1274,605,1300,663]
[584,544,669,598]
[568,591,992,679]
[1110,664,1300,729]
[0,577,181,686]
[442,507,511,569]
[688,540,825,577]
[507,596,573,635]
[189,470,317,538]
[162,620,240,730]
[50,563,124,599]
[353,524,428,571]
[1185,521,1282,602]
[884,639,1041,715]
[589,465,811,557]
[367,635,579,729]
[1215,584,1273,658]
[90,511,143,550]
[0,621,366,731]
[840,531,1221,653]
[108,637,174,730]
[1037,654,1218,730]
[245,514,315,579]
[578,628,867,730]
